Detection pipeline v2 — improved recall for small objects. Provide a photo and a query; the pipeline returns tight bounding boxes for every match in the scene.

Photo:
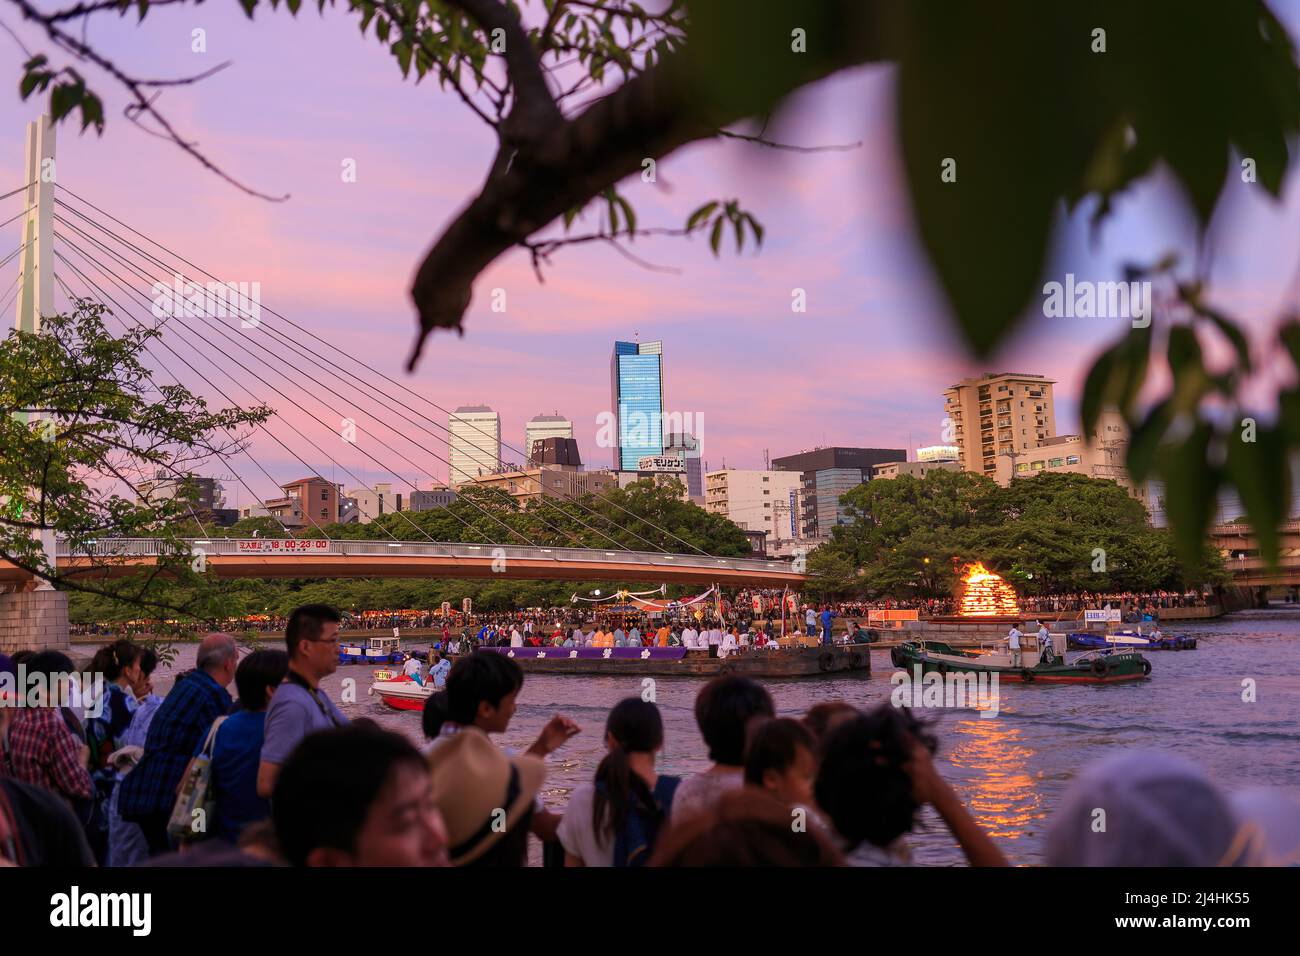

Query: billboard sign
[637,454,685,473]
[1084,608,1122,623]
[235,538,329,553]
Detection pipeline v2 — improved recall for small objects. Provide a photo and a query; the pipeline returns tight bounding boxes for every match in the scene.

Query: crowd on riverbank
[823,589,1217,618]
[66,588,1226,641]
[4,603,1298,868]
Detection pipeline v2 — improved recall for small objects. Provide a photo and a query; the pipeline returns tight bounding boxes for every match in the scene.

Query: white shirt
[510,630,524,647]
[556,783,615,867]
[1037,627,1050,644]
[682,628,698,648]
[1008,627,1022,649]
[402,657,421,678]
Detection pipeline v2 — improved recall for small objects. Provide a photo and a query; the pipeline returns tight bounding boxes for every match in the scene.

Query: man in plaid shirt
[0,651,92,807]
[118,633,236,856]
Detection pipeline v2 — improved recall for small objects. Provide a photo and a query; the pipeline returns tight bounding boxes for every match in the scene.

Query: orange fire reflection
[958,562,1020,617]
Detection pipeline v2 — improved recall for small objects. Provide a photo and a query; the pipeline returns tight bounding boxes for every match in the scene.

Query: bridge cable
[54,188,714,557]
[52,199,667,555]
[44,268,217,543]
[53,247,338,543]
[53,232,517,549]
[53,210,623,553]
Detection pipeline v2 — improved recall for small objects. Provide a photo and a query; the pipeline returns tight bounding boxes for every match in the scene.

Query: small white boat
[368,673,433,711]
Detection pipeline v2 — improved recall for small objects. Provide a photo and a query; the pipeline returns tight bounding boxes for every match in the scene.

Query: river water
[146,608,1300,865]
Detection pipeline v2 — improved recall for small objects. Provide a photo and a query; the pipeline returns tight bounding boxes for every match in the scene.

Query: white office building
[449,405,501,484]
[524,414,573,464]
[704,469,804,545]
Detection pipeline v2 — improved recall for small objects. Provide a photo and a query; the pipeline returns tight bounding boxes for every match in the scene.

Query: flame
[958,561,1020,617]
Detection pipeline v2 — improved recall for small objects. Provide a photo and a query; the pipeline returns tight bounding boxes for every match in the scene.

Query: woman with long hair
[83,640,147,862]
[557,697,678,867]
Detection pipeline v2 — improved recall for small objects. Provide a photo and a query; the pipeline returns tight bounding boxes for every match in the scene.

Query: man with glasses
[257,605,350,799]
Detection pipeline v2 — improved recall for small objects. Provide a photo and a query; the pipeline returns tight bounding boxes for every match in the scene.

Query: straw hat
[427,728,545,865]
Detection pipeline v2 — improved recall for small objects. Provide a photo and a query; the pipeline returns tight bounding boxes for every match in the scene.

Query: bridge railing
[54,537,799,576]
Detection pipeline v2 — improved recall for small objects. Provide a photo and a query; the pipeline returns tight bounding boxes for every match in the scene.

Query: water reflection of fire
[958,562,1020,617]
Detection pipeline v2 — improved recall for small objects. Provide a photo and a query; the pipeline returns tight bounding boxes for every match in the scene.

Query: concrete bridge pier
[0,590,70,655]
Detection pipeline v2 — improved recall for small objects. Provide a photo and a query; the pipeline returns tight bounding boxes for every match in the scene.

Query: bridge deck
[0,538,805,588]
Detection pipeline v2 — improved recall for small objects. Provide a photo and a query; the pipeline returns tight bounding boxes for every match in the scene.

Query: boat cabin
[369,636,401,655]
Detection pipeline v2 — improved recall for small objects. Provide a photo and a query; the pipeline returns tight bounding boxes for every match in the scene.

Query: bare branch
[8,0,287,200]
[717,128,863,153]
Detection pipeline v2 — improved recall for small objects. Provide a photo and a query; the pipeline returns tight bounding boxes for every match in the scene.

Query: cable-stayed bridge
[3,115,803,604]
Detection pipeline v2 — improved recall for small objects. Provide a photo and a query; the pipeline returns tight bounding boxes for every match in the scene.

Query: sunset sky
[4,2,1300,510]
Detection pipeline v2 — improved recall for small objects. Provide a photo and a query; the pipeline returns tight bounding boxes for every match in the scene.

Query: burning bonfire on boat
[888,559,1152,684]
[957,561,1020,617]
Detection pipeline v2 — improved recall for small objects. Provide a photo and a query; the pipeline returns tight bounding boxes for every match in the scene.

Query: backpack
[602,775,680,867]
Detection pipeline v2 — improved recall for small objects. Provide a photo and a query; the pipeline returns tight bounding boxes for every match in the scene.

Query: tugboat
[338,635,404,665]
[889,635,1151,684]
[1067,628,1197,651]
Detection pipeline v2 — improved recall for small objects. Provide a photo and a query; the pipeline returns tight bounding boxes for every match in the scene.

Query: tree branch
[407,2,888,368]
[443,0,562,143]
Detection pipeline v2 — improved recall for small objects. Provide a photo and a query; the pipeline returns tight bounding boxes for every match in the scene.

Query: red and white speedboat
[368,671,433,711]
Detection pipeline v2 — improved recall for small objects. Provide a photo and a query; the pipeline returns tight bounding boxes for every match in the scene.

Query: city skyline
[5,7,1300,505]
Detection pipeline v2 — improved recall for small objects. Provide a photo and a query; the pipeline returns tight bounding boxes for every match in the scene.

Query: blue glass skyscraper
[611,340,664,470]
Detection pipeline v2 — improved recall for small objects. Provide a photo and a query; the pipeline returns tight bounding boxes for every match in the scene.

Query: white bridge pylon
[13,113,57,587]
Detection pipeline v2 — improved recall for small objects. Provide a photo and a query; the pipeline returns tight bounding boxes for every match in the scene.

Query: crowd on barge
[3,603,1297,868]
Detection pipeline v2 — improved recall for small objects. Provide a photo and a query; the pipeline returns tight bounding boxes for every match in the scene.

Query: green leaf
[709,216,723,256]
[19,69,47,100]
[1080,348,1117,435]
[686,201,718,232]
[393,40,413,77]
[1155,423,1220,568]
[79,93,105,133]
[1166,326,1211,414]
[1125,399,1172,485]
[606,193,620,233]
[50,82,83,123]
[1279,319,1300,369]
[239,0,258,17]
[616,196,636,237]
[1225,423,1289,567]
